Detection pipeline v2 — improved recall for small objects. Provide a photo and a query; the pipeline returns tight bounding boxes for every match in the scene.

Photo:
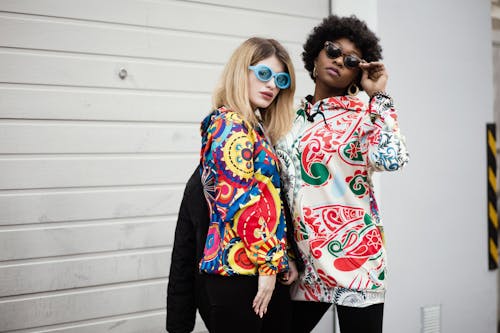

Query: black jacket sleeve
[167,166,210,333]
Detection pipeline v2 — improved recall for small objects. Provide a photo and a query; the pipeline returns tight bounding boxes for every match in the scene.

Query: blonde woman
[168,37,298,333]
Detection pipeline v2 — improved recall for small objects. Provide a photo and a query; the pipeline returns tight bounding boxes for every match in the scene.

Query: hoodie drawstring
[306,100,328,127]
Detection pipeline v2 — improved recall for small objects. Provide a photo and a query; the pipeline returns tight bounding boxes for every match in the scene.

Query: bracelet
[370,91,391,99]
[370,91,393,105]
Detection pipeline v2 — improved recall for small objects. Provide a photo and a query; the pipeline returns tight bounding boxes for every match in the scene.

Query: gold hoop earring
[313,65,318,79]
[348,83,359,96]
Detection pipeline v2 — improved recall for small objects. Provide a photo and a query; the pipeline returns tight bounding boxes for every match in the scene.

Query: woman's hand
[279,260,299,286]
[359,61,388,97]
[253,274,276,318]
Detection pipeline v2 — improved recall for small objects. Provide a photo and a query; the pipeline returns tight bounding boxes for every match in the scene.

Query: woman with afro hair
[275,15,409,333]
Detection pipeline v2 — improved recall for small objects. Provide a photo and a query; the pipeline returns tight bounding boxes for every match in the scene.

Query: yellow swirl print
[222,132,253,181]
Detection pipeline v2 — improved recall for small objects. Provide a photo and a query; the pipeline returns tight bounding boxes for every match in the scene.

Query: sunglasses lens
[275,73,290,89]
[325,44,342,59]
[256,66,272,81]
[344,56,360,68]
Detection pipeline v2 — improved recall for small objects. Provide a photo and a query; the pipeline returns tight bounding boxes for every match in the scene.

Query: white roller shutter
[0,1,328,332]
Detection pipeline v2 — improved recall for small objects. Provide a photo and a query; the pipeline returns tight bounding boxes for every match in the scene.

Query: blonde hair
[212,37,296,144]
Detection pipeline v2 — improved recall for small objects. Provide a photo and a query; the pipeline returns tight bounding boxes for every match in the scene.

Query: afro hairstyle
[302,15,383,87]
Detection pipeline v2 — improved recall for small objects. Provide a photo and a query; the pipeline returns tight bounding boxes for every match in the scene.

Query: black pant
[291,301,384,333]
[204,275,292,333]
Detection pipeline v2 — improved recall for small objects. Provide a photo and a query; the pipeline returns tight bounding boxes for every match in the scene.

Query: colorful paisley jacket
[199,107,289,276]
[275,94,409,306]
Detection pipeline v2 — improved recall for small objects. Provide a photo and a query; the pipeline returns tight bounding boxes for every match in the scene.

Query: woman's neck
[313,81,345,103]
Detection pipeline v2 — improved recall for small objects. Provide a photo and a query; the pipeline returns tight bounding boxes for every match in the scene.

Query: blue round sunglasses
[248,64,291,89]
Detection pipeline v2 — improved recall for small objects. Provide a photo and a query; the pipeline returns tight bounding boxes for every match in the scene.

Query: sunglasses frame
[323,41,364,69]
[248,64,291,89]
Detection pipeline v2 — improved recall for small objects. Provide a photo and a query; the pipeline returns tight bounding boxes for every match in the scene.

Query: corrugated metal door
[0,1,328,332]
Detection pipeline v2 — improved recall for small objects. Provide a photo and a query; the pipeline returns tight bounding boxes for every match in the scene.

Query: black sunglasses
[323,41,364,69]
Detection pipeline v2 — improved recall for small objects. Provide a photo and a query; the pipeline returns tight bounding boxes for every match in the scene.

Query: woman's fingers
[252,290,271,318]
[252,275,276,318]
[254,292,272,317]
[360,61,388,95]
[360,61,384,70]
[253,288,272,317]
[279,261,299,286]
[360,63,384,78]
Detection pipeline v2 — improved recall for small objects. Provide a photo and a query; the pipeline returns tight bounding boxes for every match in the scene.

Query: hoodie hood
[200,110,215,138]
[303,94,365,114]
[200,107,229,140]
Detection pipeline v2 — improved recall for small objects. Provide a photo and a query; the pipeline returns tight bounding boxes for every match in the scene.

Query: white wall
[377,1,497,333]
[0,1,323,332]
[330,1,497,332]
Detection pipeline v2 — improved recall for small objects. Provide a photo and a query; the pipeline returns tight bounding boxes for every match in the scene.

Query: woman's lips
[260,91,274,99]
[326,67,340,77]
